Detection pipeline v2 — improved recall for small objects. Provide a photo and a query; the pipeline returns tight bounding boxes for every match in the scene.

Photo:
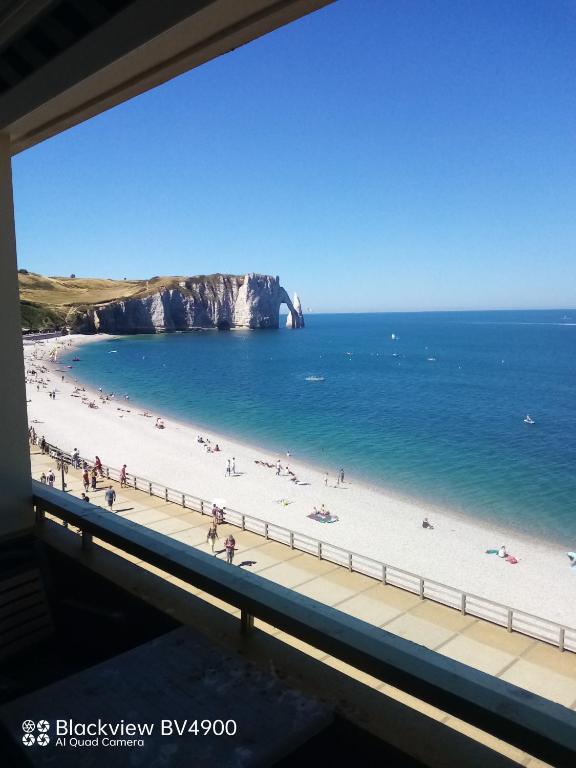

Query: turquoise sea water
[63,311,576,543]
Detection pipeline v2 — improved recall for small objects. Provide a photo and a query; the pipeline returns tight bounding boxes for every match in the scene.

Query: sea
[63,310,576,544]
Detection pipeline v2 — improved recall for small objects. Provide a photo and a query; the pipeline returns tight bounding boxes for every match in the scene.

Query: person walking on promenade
[120,464,127,488]
[91,468,97,491]
[225,534,236,564]
[94,456,103,477]
[40,436,46,454]
[225,459,231,477]
[40,472,46,484]
[82,468,90,492]
[47,470,55,487]
[207,523,219,553]
[105,485,116,511]
[72,449,80,469]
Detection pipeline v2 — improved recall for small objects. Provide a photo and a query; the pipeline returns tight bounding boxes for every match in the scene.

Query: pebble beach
[24,334,576,628]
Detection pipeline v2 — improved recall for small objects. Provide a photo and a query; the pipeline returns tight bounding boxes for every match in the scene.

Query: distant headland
[18,271,305,333]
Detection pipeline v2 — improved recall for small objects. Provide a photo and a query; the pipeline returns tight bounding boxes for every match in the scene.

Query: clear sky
[11,0,576,312]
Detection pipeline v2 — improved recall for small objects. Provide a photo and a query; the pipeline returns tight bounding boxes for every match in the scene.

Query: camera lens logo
[21,720,50,747]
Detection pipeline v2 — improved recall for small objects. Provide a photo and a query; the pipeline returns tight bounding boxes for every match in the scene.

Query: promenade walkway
[31,449,576,767]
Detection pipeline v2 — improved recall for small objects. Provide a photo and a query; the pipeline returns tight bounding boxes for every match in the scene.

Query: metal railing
[37,441,576,653]
[32,481,576,768]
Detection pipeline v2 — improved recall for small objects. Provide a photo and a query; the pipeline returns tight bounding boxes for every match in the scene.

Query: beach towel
[485,549,498,554]
[307,512,339,523]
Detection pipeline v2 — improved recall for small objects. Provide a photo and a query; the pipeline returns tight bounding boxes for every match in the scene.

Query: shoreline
[24,333,576,627]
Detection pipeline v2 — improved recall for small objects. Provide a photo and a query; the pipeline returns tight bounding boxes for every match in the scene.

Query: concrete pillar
[0,133,33,540]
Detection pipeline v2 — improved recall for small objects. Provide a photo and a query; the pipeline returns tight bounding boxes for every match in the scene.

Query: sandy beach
[24,334,576,628]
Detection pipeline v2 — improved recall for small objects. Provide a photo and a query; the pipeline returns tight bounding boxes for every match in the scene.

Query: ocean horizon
[62,309,576,545]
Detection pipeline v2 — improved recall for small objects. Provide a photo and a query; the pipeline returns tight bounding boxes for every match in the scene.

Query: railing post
[317,541,322,560]
[242,515,246,531]
[106,467,110,479]
[165,488,168,502]
[149,482,152,495]
[133,476,136,489]
[559,628,565,652]
[182,494,185,508]
[507,608,513,633]
[419,578,425,599]
[290,532,294,549]
[382,564,387,584]
[348,553,352,572]
[81,530,93,550]
[265,523,269,539]
[200,500,204,515]
[461,594,467,615]
[241,609,254,636]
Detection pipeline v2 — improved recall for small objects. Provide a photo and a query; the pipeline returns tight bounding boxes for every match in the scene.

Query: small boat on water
[427,356,437,362]
[392,352,400,358]
[72,357,81,362]
[524,414,535,425]
[305,376,325,382]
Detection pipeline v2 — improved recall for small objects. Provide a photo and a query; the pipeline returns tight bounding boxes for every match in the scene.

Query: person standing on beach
[225,459,231,477]
[339,468,345,485]
[225,534,236,564]
[207,523,219,553]
[120,464,127,488]
[276,460,281,475]
[324,472,328,487]
[105,486,116,511]
[232,457,236,475]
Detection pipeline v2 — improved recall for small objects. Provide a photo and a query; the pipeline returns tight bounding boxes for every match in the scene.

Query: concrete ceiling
[0,0,334,154]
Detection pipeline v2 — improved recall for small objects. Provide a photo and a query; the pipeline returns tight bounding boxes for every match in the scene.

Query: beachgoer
[105,485,116,511]
[276,460,281,476]
[324,472,328,487]
[120,464,127,488]
[567,552,576,568]
[339,468,345,484]
[225,459,231,477]
[94,456,103,477]
[207,524,219,553]
[214,444,220,452]
[498,545,507,558]
[422,518,434,529]
[232,458,236,475]
[225,534,236,564]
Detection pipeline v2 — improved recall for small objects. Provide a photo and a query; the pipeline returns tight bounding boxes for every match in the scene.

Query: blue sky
[12,0,576,312]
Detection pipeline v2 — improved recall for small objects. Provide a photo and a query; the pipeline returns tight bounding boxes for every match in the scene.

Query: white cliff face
[286,292,304,328]
[77,274,305,333]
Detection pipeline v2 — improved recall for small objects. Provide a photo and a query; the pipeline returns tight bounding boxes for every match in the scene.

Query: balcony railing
[33,480,576,768]
[39,442,576,653]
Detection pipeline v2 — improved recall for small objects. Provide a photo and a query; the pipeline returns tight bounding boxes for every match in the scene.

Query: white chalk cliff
[73,274,305,333]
